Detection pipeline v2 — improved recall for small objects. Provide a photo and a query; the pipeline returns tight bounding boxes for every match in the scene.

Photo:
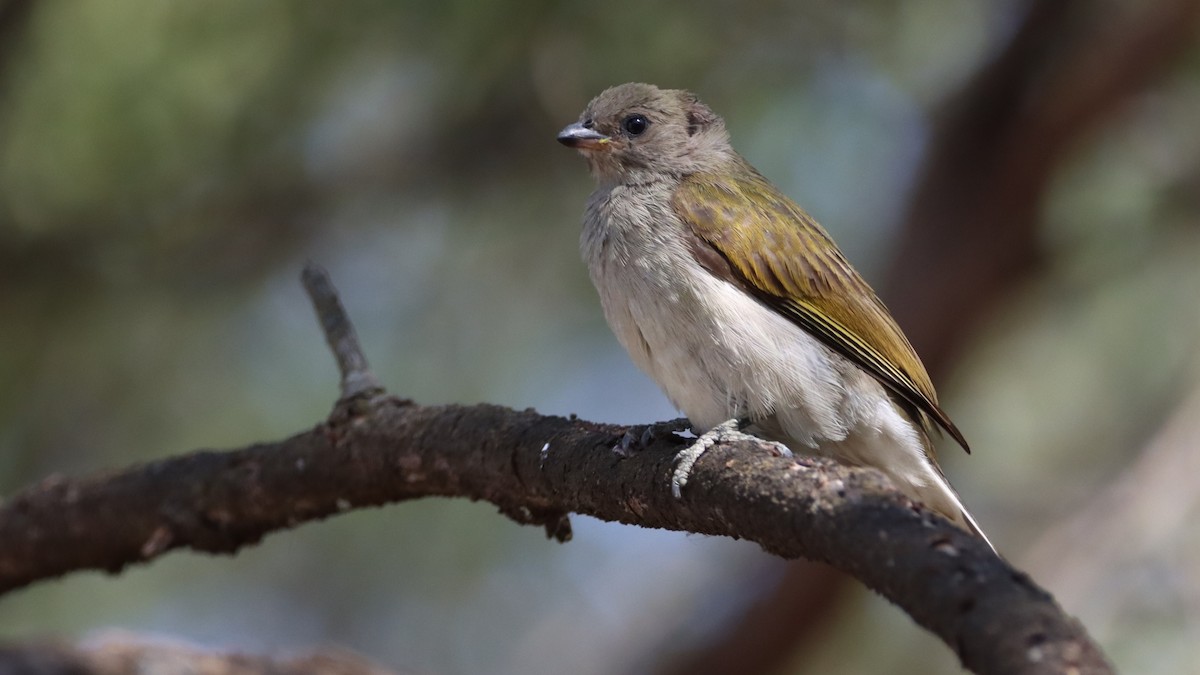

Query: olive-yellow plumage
[558,82,990,547]
[673,167,968,452]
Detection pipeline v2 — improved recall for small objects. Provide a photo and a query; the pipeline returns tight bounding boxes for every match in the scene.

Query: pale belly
[587,226,857,449]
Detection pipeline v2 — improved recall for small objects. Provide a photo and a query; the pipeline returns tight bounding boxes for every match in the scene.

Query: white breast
[581,183,856,448]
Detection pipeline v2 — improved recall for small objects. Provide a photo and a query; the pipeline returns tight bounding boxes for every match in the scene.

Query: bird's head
[557,82,731,184]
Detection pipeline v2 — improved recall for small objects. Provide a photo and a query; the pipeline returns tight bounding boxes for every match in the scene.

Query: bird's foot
[671,418,792,498]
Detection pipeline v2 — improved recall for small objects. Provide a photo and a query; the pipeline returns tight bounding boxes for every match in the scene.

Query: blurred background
[1,0,1198,673]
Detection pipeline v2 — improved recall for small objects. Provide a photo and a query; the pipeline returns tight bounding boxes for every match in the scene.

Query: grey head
[557,82,732,184]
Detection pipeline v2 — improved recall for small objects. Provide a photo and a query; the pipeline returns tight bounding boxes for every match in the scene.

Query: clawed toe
[613,431,637,458]
[671,419,792,498]
[613,425,658,458]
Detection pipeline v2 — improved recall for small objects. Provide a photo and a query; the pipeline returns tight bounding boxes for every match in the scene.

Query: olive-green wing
[672,163,969,452]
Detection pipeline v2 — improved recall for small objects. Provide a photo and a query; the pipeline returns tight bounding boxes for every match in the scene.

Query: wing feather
[671,162,969,452]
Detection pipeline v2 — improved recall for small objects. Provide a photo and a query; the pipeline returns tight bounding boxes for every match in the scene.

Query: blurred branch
[668,1,1200,672]
[0,0,35,229]
[887,0,1200,367]
[1022,380,1200,625]
[657,558,845,675]
[0,267,1111,675]
[0,637,405,675]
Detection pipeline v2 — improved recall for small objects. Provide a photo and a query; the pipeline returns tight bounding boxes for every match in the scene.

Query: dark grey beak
[557,122,610,150]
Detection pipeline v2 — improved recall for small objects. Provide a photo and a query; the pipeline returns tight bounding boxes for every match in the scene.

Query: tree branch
[0,267,1112,674]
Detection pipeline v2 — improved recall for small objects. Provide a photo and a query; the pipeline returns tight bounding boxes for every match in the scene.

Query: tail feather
[918,463,996,553]
[954,501,995,553]
[762,400,996,553]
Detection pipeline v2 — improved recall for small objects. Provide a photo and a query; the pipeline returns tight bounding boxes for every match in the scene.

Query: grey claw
[670,418,793,498]
[671,445,705,498]
[613,432,635,458]
[670,419,740,498]
[614,426,654,458]
[639,426,656,447]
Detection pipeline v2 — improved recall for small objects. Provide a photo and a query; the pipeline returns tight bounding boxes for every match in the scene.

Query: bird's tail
[916,462,996,553]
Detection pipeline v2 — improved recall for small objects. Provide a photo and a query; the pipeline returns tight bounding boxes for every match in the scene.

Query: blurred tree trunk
[0,0,33,65]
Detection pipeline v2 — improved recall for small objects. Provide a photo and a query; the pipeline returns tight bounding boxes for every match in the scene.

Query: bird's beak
[557,123,610,151]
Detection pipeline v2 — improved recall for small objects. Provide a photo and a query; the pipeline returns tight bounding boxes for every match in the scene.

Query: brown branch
[0,269,1112,674]
[0,395,1113,674]
[0,397,1111,674]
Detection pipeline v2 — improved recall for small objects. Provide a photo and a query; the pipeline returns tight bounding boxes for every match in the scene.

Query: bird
[557,82,993,549]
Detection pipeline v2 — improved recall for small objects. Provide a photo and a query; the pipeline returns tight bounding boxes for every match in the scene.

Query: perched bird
[557,82,992,549]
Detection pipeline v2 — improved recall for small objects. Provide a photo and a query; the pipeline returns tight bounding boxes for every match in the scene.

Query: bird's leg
[671,418,793,498]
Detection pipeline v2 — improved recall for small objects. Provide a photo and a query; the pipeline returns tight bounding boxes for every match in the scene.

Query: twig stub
[301,262,385,400]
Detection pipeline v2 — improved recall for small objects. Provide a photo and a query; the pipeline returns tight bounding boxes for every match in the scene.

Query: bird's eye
[622,114,649,136]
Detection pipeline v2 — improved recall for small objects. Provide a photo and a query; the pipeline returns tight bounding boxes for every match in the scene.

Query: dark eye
[622,114,649,136]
